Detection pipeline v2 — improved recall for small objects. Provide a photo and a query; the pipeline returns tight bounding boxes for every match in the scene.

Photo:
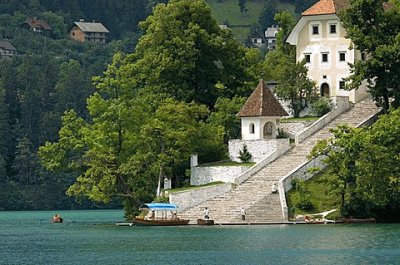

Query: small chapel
[228,80,289,162]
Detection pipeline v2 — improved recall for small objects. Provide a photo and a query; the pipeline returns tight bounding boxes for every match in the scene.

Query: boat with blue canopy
[132,203,190,226]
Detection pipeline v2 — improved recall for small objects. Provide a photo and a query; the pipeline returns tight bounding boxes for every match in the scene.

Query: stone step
[180,98,380,223]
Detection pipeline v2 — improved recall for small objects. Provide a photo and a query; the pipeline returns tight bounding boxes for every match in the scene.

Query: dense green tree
[259,0,278,29]
[54,59,93,118]
[274,59,317,117]
[13,136,39,186]
[128,0,254,107]
[310,109,400,220]
[208,96,246,143]
[263,11,315,117]
[341,0,400,111]
[238,0,247,13]
[0,83,9,178]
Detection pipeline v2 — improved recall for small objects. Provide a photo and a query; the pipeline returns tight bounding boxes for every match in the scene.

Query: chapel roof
[237,80,288,117]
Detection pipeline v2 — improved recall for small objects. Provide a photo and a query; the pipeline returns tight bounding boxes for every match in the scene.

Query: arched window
[249,123,255,134]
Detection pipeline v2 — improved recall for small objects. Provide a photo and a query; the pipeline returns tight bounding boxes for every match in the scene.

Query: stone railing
[234,139,291,185]
[169,183,232,212]
[279,109,382,221]
[295,96,350,144]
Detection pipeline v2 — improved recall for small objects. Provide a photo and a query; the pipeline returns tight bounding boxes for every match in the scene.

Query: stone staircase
[179,98,381,224]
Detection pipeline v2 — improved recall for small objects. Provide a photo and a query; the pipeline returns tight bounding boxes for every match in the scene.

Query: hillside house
[249,32,264,48]
[69,20,109,43]
[265,26,279,51]
[286,0,368,103]
[0,40,17,57]
[21,17,51,33]
[249,26,279,50]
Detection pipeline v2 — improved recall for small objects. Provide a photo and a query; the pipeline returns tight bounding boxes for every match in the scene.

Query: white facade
[241,117,280,140]
[287,14,368,103]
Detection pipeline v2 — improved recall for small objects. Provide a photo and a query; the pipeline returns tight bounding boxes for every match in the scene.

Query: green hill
[206,0,295,42]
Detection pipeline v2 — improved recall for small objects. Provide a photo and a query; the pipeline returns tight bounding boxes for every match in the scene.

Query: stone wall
[228,139,281,162]
[191,165,250,186]
[295,96,350,143]
[169,183,232,212]
[280,121,313,138]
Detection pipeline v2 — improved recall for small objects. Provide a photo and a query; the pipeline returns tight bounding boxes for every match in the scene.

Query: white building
[237,80,288,140]
[286,0,368,103]
[265,26,279,51]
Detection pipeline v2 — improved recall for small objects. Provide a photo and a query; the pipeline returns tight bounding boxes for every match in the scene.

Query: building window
[361,52,366,61]
[322,52,329,62]
[304,53,311,63]
[330,24,337,34]
[312,25,319,35]
[249,123,255,134]
[339,80,346,90]
[339,52,346,62]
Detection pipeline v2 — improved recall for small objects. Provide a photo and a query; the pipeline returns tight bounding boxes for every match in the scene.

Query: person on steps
[203,207,209,220]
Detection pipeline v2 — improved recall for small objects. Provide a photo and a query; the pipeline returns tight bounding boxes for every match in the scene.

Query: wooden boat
[342,217,376,224]
[131,203,190,226]
[132,217,189,226]
[197,219,214,225]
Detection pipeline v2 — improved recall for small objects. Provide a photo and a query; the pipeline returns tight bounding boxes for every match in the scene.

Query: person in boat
[271,183,277,193]
[52,213,63,223]
[203,207,209,220]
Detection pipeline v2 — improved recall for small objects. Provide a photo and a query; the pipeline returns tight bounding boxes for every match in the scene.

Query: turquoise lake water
[1,210,399,265]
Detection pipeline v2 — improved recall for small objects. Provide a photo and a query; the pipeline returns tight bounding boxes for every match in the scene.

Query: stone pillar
[190,154,198,168]
[164,177,171,190]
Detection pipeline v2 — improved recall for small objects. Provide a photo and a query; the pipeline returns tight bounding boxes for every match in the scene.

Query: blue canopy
[139,203,178,211]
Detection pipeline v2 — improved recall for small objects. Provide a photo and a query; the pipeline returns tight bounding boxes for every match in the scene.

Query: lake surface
[1,210,399,265]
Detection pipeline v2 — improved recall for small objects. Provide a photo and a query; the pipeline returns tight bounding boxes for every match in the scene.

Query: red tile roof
[24,17,51,30]
[302,0,349,16]
[237,80,288,117]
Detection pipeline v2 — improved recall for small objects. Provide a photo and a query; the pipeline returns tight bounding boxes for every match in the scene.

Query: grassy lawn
[281,116,319,123]
[166,181,226,193]
[286,172,341,218]
[207,0,265,25]
[206,0,295,42]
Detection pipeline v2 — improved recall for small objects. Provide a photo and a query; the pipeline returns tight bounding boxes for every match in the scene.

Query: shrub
[276,128,289,139]
[238,144,252,163]
[311,97,332,116]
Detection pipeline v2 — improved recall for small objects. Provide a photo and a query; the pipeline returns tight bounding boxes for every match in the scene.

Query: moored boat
[131,203,190,226]
[342,217,376,224]
[197,219,214,225]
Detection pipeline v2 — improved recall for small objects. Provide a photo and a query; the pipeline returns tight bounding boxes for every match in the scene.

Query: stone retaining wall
[191,165,250,186]
[169,183,232,212]
[228,139,281,163]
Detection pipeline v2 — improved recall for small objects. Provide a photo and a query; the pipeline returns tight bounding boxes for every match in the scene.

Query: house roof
[237,80,288,117]
[302,0,349,16]
[73,21,110,33]
[0,40,16,51]
[23,17,51,30]
[265,26,279,38]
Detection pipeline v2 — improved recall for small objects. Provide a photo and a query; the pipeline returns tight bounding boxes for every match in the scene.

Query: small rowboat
[197,219,214,225]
